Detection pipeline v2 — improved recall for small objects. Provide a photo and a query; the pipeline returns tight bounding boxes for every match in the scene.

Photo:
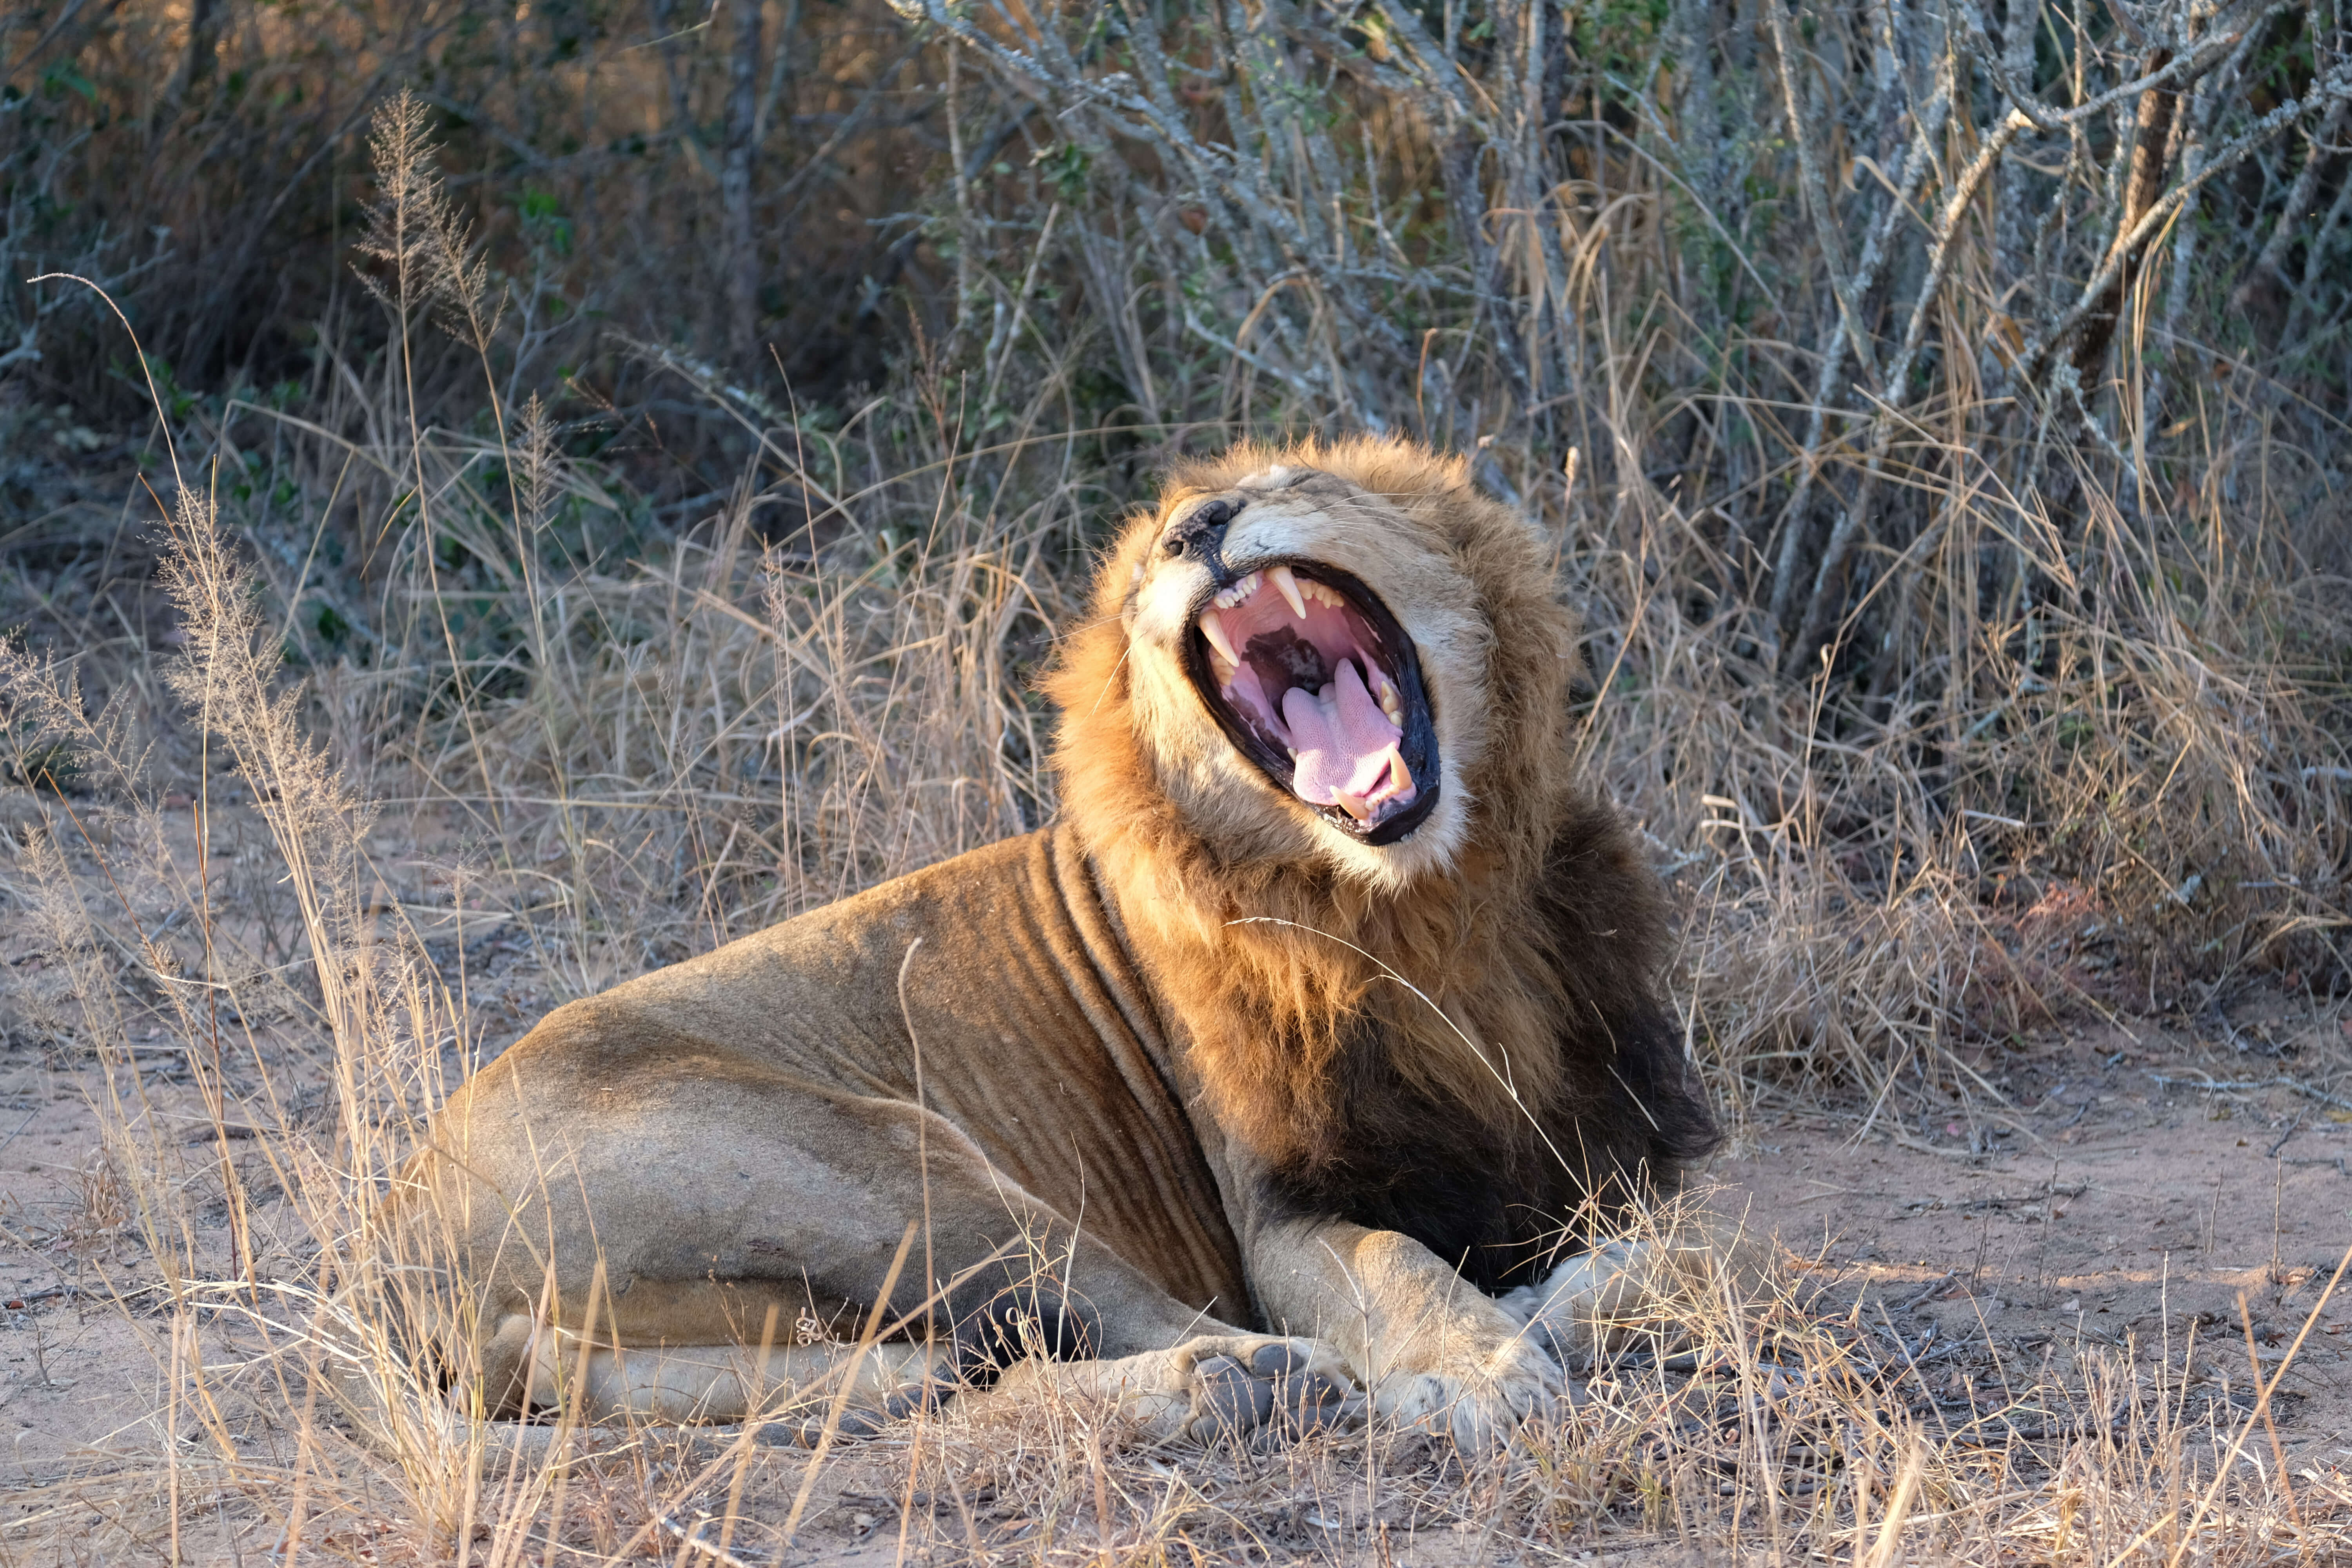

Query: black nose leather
[1163,497,1237,559]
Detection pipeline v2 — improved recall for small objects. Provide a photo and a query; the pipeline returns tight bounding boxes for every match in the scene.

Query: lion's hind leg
[326,1320,949,1461]
[466,1247,1221,1450]
[513,1322,946,1432]
[487,1298,1356,1451]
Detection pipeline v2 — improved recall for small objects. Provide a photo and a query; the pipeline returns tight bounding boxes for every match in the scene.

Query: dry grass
[2,0,2350,1561]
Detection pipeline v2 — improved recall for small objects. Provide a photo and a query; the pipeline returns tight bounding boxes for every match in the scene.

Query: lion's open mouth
[1182,562,1440,844]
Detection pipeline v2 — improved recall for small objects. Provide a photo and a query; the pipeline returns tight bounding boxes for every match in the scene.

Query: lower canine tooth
[1198,607,1238,665]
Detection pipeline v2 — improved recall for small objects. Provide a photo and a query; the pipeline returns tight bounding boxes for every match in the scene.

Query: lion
[366,437,1732,1452]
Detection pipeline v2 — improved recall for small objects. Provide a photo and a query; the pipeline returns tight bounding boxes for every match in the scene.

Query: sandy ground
[1717,1008,2352,1465]
[3,987,2347,1563]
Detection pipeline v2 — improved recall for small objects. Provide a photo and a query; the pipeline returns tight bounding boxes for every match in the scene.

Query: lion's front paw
[1494,1239,1644,1368]
[1373,1332,1564,1450]
[990,1333,1359,1446]
[1168,1334,1361,1445]
[1495,1233,1752,1369]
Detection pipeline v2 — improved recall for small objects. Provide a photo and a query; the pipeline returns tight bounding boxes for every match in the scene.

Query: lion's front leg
[1247,1220,1562,1449]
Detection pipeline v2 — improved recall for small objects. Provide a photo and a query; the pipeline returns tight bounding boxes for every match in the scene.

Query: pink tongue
[1282,661,1407,810]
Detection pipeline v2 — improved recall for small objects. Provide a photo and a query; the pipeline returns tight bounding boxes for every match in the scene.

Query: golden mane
[1044,437,1671,1175]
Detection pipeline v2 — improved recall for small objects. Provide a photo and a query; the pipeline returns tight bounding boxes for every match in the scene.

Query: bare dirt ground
[1720,1005,2352,1466]
[3,986,2346,1564]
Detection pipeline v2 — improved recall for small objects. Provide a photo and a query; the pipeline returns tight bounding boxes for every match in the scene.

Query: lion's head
[1051,438,1576,896]
[1046,439,1651,1165]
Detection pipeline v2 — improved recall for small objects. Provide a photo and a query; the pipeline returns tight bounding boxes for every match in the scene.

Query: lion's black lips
[1179,561,1441,845]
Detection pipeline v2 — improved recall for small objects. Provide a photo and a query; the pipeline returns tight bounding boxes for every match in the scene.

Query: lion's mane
[1044,437,1715,1287]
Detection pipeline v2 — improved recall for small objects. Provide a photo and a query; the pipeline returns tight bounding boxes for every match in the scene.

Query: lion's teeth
[1214,571,1261,610]
[1381,696,1403,727]
[1198,606,1238,665]
[1267,564,1307,620]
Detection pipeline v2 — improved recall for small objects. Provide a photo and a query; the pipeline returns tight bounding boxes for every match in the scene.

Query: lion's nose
[1162,496,1240,560]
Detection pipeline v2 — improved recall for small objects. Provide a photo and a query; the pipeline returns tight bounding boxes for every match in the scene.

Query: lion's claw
[1275,1374,1360,1434]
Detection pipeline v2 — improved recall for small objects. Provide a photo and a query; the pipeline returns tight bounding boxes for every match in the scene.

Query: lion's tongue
[1281,660,1412,822]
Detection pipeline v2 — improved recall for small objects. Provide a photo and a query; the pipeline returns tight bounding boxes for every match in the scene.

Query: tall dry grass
[1,0,2349,1560]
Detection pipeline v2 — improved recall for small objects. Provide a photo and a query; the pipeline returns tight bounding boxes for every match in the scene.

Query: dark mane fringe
[1045,437,1706,1204]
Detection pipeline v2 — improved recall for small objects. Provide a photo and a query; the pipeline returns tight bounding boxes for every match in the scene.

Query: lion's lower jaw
[1312,762,1470,891]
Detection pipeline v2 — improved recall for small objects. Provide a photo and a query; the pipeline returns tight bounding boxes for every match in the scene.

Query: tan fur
[360,437,1727,1455]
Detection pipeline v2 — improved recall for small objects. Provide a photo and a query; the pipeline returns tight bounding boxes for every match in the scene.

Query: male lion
[377,438,1725,1450]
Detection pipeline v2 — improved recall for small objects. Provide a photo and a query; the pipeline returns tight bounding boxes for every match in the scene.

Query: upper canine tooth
[1198,607,1239,665]
[1267,565,1307,620]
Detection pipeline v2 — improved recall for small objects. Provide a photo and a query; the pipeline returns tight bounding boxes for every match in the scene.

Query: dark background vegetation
[3,0,2349,1104]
